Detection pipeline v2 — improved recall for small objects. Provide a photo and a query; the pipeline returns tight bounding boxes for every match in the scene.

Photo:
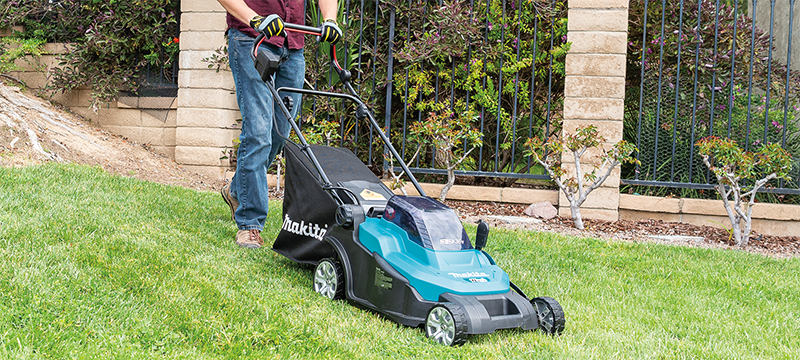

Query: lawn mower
[254,23,565,346]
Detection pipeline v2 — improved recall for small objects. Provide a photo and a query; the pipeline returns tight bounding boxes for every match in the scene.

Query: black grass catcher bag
[272,141,394,264]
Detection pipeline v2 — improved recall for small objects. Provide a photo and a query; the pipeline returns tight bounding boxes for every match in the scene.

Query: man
[217,0,341,248]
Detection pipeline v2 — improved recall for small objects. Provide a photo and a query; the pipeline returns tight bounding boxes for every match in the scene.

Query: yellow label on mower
[360,189,387,201]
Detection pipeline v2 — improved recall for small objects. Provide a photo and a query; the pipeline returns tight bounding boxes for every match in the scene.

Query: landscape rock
[524,201,558,219]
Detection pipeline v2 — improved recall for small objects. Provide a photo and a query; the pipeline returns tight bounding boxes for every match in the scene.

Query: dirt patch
[0,82,226,192]
[2,82,797,259]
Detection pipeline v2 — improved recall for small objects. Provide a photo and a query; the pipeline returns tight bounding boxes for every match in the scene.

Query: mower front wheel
[425,303,467,346]
[313,258,344,300]
[532,296,565,335]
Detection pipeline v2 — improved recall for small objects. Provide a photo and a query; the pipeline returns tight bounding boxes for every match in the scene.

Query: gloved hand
[250,14,285,38]
[318,19,342,44]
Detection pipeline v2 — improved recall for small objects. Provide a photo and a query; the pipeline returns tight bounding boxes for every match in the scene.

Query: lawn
[1,164,798,359]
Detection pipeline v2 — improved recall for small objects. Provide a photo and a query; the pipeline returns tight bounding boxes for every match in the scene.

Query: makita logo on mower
[282,215,328,241]
[448,272,490,278]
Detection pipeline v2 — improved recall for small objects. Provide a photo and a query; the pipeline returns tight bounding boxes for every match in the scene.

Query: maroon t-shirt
[226,0,306,50]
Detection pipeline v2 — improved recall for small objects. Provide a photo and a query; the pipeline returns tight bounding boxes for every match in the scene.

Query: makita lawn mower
[256,23,565,346]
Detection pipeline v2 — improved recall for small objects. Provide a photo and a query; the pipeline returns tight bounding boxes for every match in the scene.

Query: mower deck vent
[478,297,520,318]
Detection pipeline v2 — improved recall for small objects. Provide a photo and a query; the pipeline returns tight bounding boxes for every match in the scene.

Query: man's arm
[319,0,338,23]
[217,0,258,25]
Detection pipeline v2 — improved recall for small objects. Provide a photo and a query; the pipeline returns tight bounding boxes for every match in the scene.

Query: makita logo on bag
[282,215,328,241]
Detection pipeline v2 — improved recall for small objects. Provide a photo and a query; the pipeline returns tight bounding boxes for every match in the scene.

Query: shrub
[525,125,639,230]
[407,110,482,201]
[391,0,569,176]
[0,37,44,76]
[696,136,793,246]
[303,0,568,176]
[1,0,180,111]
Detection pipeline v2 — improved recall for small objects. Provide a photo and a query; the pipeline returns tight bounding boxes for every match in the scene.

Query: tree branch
[448,146,477,171]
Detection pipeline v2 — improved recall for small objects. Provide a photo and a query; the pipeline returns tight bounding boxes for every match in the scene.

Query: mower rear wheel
[425,303,467,346]
[313,258,344,300]
[532,297,565,335]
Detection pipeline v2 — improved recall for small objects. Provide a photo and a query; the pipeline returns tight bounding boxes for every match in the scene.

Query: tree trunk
[731,219,743,246]
[439,167,456,202]
[571,202,584,230]
[740,217,752,247]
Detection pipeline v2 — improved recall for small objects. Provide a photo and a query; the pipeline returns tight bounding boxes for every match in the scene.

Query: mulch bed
[443,199,800,258]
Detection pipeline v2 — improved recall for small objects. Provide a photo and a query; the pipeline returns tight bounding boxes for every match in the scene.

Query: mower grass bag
[272,141,394,264]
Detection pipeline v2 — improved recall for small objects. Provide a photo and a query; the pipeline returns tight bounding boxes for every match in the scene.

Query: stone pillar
[177,0,240,179]
[559,0,629,221]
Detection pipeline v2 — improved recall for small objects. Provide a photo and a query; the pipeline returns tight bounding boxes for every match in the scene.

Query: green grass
[1,163,799,359]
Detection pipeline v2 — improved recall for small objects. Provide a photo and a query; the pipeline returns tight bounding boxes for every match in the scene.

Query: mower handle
[254,23,427,197]
[252,23,349,81]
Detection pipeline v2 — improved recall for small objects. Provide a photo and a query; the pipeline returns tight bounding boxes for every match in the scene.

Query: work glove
[250,14,285,38]
[318,19,342,44]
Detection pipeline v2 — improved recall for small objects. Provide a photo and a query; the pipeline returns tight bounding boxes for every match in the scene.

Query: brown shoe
[236,229,264,249]
[220,183,239,222]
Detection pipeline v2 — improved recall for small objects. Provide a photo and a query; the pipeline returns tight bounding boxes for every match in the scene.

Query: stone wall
[620,194,800,237]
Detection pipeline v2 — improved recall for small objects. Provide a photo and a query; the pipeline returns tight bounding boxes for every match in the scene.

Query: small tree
[409,111,482,201]
[695,136,793,246]
[525,125,638,229]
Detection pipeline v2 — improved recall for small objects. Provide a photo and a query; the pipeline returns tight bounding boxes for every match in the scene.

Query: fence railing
[302,0,568,181]
[624,0,800,194]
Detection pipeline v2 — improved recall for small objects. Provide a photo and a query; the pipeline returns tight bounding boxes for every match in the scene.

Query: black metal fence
[624,0,800,194]
[302,0,568,181]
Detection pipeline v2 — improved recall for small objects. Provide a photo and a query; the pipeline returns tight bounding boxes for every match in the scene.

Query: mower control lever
[283,22,324,36]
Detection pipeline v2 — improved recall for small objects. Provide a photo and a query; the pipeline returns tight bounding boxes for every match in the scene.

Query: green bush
[0,37,44,75]
[630,84,800,184]
[1,0,179,110]
[303,0,568,176]
[392,0,568,175]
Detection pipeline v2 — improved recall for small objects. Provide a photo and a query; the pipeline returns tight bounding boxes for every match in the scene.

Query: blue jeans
[228,28,305,231]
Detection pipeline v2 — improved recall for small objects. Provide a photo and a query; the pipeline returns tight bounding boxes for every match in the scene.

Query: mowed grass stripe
[0,163,798,359]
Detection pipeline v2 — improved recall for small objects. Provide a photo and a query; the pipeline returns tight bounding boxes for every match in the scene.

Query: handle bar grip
[284,23,322,36]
